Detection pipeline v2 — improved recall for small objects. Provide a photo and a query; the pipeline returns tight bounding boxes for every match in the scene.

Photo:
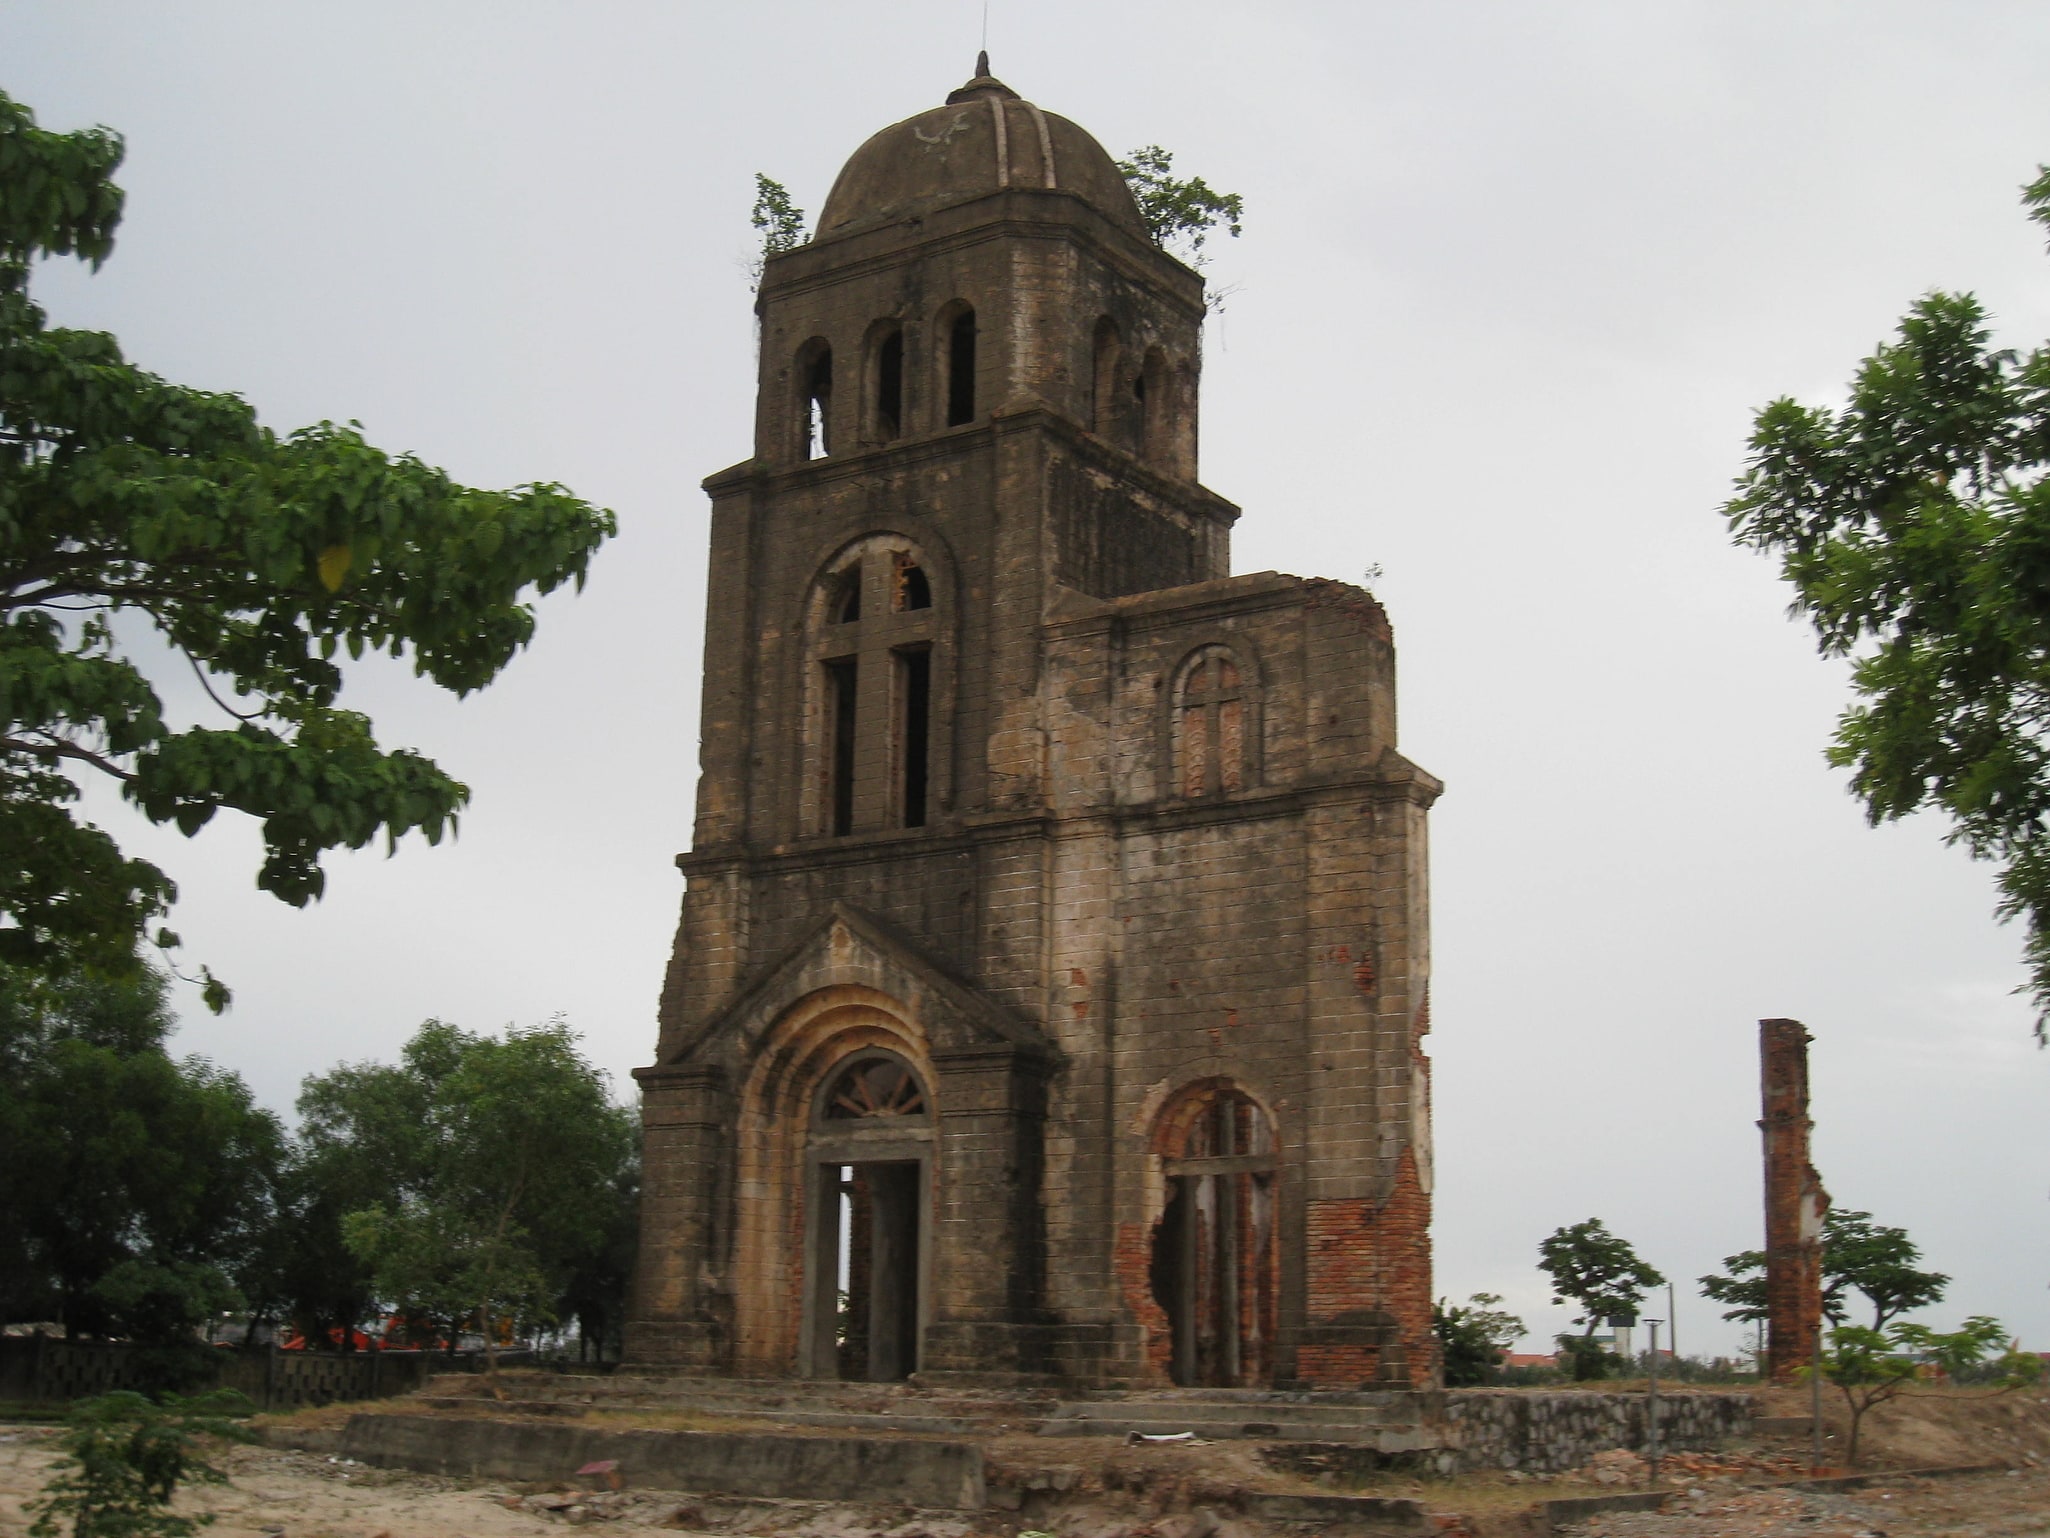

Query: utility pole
[1645,1319,1663,1486]
[1811,1320,1826,1473]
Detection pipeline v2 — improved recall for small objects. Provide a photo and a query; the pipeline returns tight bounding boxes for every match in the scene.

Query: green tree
[749,174,808,286]
[1726,167,2050,1039]
[1116,146,1244,265]
[1538,1219,1665,1380]
[1810,1316,2027,1465]
[314,1018,636,1386]
[1433,1291,1525,1386]
[27,1388,253,1538]
[1893,1313,2009,1379]
[0,90,614,1003]
[1810,1323,1918,1467]
[0,962,284,1345]
[1699,1208,1950,1330]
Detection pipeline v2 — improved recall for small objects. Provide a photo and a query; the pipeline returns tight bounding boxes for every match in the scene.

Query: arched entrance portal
[805,1050,932,1380]
[1149,1080,1278,1386]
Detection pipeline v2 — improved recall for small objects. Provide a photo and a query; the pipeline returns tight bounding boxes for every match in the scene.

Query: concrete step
[1047,1399,1417,1427]
[1037,1417,1432,1448]
[1070,1386,1425,1408]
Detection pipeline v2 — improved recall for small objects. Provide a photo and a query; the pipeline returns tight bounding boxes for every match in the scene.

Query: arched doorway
[1149,1080,1277,1386]
[804,1050,932,1380]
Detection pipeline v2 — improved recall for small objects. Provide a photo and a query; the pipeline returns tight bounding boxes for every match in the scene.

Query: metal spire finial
[976,49,990,77]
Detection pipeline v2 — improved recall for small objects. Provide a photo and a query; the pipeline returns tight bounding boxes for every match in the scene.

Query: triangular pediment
[665,902,1055,1070]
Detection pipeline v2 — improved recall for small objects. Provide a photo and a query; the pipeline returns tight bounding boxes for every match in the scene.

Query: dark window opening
[1140,349,1168,464]
[826,657,857,835]
[1092,316,1122,436]
[804,347,833,460]
[894,560,931,612]
[897,647,930,829]
[946,309,977,426]
[875,330,903,441]
[831,568,862,624]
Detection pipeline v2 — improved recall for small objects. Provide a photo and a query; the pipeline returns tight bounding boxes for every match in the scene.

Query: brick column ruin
[1759,1018,1829,1383]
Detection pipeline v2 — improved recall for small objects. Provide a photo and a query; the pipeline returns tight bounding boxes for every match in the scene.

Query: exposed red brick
[1761,1019,1829,1383]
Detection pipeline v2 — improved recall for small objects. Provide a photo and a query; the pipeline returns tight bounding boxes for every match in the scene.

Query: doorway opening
[1149,1081,1276,1386]
[806,1052,931,1380]
[821,1160,921,1380]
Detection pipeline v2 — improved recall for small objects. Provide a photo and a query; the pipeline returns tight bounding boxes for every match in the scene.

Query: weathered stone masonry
[629,61,1443,1390]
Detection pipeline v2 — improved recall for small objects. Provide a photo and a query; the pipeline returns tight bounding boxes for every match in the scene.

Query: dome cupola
[816,54,1146,239]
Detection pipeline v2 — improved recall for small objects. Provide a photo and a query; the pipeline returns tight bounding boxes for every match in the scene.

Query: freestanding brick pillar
[627,58,1443,1390]
[1759,1018,1829,1383]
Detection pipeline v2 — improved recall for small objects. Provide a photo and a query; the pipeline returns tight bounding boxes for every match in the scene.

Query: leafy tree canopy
[1434,1291,1525,1386]
[1698,1207,1949,1330]
[311,1018,637,1376]
[1537,1218,1666,1338]
[0,91,615,1004]
[0,961,283,1342]
[749,174,808,286]
[1726,167,2050,1039]
[1117,146,1244,265]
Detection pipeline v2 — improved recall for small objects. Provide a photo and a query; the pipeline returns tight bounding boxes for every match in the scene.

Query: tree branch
[0,732,135,782]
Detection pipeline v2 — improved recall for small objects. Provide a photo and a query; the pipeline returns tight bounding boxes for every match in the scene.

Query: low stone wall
[1441,1390,1755,1472]
[338,1412,987,1509]
[0,1337,481,1409]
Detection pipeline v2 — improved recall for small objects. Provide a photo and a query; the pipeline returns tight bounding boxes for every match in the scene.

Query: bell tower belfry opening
[629,60,1442,1391]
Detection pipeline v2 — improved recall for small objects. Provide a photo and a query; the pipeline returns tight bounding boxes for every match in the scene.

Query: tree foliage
[749,173,808,283]
[1726,167,2050,1039]
[0,90,615,1003]
[27,1388,253,1538]
[312,1018,637,1377]
[1433,1291,1525,1385]
[1698,1208,1950,1330]
[0,962,283,1347]
[1537,1218,1666,1336]
[1116,146,1244,265]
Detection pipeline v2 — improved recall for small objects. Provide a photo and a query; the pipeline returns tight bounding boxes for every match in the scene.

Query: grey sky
[5,0,2047,1356]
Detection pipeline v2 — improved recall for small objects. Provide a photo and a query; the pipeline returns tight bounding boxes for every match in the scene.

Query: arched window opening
[1092,316,1122,437]
[872,326,904,443]
[800,343,834,460]
[1150,1082,1277,1388]
[945,307,978,426]
[1177,647,1245,798]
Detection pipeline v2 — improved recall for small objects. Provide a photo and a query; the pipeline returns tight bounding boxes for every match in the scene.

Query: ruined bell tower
[629,60,1442,1389]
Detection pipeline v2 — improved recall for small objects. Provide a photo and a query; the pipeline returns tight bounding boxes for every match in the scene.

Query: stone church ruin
[628,60,1442,1390]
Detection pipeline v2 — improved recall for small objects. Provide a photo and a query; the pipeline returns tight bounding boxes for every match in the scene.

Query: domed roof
[817,57,1146,240]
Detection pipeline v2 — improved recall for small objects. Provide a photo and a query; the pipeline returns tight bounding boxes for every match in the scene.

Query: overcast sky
[6,0,2048,1359]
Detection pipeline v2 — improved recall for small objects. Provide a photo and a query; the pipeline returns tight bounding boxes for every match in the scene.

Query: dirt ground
[1,1384,2046,1538]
